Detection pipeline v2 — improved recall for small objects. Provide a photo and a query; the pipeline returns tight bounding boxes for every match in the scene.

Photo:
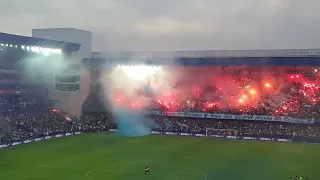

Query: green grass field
[0,133,320,180]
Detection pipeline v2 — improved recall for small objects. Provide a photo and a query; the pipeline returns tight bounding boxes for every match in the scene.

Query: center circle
[86,164,206,180]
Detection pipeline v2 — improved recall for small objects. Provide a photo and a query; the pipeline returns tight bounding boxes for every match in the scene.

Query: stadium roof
[85,49,320,67]
[92,48,320,58]
[0,32,80,52]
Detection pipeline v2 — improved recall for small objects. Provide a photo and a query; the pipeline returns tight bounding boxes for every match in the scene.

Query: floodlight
[34,47,40,53]
[54,49,62,53]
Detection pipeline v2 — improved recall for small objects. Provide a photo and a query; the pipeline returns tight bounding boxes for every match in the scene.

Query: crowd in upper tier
[146,79,320,120]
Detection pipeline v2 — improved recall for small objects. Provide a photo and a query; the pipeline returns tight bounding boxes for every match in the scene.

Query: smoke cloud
[113,106,153,137]
[22,54,89,116]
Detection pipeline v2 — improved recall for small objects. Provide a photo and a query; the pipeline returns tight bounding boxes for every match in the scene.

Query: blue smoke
[113,106,153,137]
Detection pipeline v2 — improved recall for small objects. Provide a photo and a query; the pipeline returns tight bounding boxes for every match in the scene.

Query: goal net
[205,128,238,139]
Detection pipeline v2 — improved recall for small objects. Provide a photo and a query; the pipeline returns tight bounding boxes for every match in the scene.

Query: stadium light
[9,44,12,47]
[52,49,62,53]
[20,45,61,55]
[0,44,3,46]
[33,46,40,53]
[116,65,162,81]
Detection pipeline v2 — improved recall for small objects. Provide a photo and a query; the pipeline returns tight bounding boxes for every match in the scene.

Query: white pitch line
[99,169,203,179]
[298,143,305,154]
[86,164,118,180]
[0,161,91,170]
[0,161,207,180]
[87,164,206,180]
[86,167,99,180]
[181,166,208,180]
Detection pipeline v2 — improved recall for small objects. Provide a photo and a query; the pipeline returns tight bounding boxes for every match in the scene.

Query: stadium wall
[47,68,91,116]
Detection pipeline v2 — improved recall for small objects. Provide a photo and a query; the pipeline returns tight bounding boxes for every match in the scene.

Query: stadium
[0,30,320,180]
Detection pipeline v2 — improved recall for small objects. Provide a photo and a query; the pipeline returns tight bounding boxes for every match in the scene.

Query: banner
[146,111,314,124]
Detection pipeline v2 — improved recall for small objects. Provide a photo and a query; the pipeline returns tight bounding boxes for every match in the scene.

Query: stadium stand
[0,32,84,145]
[1,46,320,146]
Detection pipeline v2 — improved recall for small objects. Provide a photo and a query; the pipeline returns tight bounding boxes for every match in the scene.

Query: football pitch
[0,133,320,180]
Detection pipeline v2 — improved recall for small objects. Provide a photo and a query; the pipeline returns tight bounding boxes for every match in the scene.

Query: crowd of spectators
[0,111,113,145]
[146,83,320,120]
[1,77,320,146]
[1,94,320,145]
[0,73,21,83]
[152,116,320,139]
[82,93,106,111]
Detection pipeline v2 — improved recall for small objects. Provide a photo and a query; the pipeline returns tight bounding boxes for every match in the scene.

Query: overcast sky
[1,0,320,51]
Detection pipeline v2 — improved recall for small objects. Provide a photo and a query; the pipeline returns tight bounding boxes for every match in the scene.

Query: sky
[1,0,320,51]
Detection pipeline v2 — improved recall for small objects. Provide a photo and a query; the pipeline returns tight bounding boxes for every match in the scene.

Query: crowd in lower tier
[1,109,320,145]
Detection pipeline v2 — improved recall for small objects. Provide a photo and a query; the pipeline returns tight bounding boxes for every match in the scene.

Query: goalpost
[205,128,238,140]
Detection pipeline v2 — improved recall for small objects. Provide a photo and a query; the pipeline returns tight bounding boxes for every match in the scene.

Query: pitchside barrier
[109,129,320,144]
[1,130,320,149]
[0,132,82,149]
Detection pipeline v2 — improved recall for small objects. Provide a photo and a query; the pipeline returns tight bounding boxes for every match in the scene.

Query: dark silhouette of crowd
[0,74,113,145]
[152,116,320,140]
[0,109,113,145]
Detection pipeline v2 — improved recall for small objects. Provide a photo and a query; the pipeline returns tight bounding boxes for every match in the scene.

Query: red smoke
[101,66,320,116]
